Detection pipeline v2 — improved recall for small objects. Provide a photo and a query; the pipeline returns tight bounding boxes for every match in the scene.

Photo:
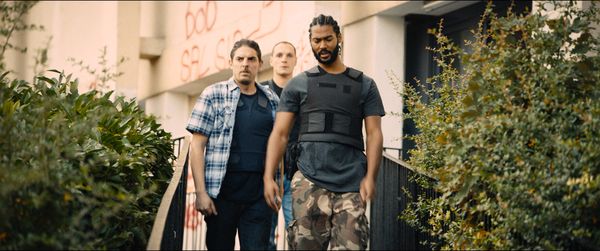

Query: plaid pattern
[186,78,279,198]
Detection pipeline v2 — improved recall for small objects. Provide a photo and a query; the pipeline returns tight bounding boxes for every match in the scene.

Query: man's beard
[238,79,252,85]
[312,44,340,65]
[238,69,253,85]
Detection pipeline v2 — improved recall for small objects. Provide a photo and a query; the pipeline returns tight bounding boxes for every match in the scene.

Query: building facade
[5,1,597,248]
[7,0,598,159]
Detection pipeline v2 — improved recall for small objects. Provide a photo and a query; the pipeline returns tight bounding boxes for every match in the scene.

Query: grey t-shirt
[277,66,385,192]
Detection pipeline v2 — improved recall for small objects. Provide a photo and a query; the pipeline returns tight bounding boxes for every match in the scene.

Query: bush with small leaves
[400,1,600,249]
[0,70,174,249]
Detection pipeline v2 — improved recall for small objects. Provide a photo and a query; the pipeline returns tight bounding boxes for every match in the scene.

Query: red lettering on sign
[180,1,287,84]
[185,202,201,229]
[214,29,245,71]
[185,1,217,40]
[180,45,210,82]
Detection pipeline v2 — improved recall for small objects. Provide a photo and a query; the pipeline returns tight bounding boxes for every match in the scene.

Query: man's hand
[359,176,376,206]
[264,177,281,212]
[263,112,295,212]
[195,191,218,216]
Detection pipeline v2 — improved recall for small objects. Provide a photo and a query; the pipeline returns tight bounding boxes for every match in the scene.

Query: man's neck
[235,80,257,95]
[272,74,292,88]
[319,57,346,74]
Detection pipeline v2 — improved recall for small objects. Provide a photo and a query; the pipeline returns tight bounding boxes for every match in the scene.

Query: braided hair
[309,14,341,37]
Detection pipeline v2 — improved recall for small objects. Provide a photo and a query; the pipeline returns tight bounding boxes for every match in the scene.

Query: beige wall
[344,14,405,152]
[9,1,119,94]
[14,0,592,152]
[138,1,329,138]
[5,0,481,146]
[116,2,141,100]
[137,1,320,100]
[341,1,407,26]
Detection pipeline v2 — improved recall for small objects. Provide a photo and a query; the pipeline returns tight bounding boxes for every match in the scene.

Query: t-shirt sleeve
[363,79,386,117]
[277,75,305,114]
[186,89,214,136]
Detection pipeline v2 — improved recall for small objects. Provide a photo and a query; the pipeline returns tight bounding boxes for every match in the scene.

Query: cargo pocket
[357,214,369,250]
[287,219,298,250]
[307,112,325,132]
[331,114,351,135]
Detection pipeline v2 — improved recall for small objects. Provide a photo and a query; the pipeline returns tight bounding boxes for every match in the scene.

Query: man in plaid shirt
[186,39,279,250]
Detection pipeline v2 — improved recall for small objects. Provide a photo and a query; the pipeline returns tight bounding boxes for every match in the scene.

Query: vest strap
[299,67,365,150]
[345,67,363,81]
[258,91,268,108]
[305,66,323,77]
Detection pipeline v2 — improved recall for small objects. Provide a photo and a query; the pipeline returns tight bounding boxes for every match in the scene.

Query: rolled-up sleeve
[363,79,386,117]
[186,90,214,136]
[277,75,305,114]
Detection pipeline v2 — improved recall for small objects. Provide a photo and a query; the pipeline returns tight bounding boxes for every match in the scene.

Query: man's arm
[190,133,217,216]
[263,111,295,211]
[360,115,383,203]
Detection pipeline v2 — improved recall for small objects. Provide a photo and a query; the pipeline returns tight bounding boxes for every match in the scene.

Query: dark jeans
[204,197,273,250]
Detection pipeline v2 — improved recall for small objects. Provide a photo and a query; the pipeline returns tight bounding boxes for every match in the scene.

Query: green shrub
[0,1,42,73]
[0,70,174,249]
[401,1,600,249]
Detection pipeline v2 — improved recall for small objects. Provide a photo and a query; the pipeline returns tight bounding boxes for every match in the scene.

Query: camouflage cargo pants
[287,171,369,250]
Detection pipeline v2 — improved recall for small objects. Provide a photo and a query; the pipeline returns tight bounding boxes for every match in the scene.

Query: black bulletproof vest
[262,80,300,144]
[299,66,365,150]
[227,91,272,172]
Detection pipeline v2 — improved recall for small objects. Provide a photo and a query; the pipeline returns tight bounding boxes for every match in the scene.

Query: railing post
[147,137,190,250]
[160,151,188,250]
[370,151,439,250]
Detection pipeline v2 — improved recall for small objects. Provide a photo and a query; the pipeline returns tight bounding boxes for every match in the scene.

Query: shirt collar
[256,81,277,101]
[226,77,272,98]
[226,77,239,93]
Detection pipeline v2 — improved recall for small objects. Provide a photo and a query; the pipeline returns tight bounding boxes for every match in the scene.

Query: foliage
[400,1,600,249]
[68,46,128,95]
[32,35,52,78]
[0,1,43,73]
[0,70,174,249]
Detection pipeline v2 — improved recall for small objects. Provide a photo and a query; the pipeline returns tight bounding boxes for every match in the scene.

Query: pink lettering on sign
[246,1,282,41]
[179,1,284,83]
[185,202,201,229]
[214,29,244,71]
[180,45,210,82]
[185,1,217,40]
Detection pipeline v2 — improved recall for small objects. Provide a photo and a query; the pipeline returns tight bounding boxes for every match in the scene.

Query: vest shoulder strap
[259,80,273,91]
[345,67,363,81]
[267,80,277,93]
[258,90,268,108]
[304,66,323,77]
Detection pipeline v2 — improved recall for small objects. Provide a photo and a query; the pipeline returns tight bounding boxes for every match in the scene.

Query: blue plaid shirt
[186,78,279,198]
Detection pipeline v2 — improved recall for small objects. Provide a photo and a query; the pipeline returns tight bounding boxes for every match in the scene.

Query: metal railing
[383,146,403,160]
[182,192,207,250]
[172,136,185,159]
[147,137,190,250]
[370,151,439,250]
[149,139,440,250]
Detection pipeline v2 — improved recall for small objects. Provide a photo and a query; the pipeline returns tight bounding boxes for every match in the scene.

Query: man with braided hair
[263,14,385,250]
